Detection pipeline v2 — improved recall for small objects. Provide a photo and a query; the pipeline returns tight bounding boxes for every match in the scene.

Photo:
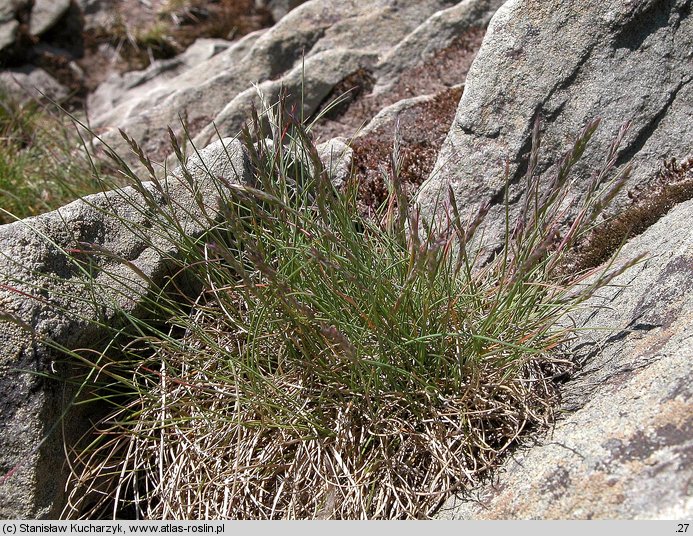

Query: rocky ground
[0,0,275,106]
[0,0,691,519]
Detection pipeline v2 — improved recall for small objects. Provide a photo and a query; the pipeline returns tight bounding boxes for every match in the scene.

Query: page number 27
[677,525,689,533]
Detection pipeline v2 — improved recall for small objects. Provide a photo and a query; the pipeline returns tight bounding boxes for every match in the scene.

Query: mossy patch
[350,86,464,218]
[562,157,693,273]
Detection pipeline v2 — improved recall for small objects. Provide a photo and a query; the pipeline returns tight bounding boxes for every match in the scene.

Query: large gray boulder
[424,1,693,516]
[0,139,251,518]
[88,0,504,165]
[439,198,693,519]
[417,0,692,239]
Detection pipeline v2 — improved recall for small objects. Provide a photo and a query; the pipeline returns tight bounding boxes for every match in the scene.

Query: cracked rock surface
[86,0,502,165]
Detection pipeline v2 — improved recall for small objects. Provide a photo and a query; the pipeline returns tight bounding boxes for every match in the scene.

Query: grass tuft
[57,94,639,519]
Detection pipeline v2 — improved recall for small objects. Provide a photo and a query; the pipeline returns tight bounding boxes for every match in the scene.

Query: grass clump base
[60,95,639,519]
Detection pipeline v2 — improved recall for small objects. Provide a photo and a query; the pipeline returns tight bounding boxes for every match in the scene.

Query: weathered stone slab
[29,0,70,37]
[0,18,17,52]
[0,65,68,103]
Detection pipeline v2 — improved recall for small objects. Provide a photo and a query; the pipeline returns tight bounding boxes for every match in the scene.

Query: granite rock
[417,0,693,245]
[29,0,70,37]
[439,199,693,519]
[87,0,503,166]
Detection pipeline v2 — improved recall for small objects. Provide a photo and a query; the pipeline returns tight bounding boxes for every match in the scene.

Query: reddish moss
[562,157,693,273]
[311,28,485,143]
[350,86,464,218]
